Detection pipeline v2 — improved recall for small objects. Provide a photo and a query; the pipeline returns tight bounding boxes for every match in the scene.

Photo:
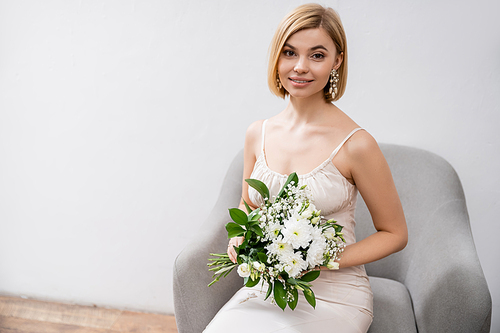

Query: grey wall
[0,0,498,330]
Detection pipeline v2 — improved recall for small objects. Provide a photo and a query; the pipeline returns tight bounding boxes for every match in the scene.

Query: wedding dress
[204,120,373,333]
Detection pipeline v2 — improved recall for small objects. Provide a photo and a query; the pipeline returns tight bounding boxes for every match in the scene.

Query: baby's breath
[208,173,346,310]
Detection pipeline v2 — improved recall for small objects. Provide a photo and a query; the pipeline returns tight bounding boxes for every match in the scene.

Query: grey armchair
[173,144,492,333]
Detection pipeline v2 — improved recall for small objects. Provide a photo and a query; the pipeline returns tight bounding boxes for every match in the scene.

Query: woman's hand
[227,236,244,263]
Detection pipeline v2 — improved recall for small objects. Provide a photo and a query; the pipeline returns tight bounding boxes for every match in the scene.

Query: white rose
[301,203,317,219]
[327,260,340,270]
[253,261,265,272]
[237,263,251,277]
[301,207,313,219]
[323,228,336,240]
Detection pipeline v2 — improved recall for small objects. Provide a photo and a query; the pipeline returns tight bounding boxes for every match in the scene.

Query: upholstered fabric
[368,277,416,332]
[173,144,492,333]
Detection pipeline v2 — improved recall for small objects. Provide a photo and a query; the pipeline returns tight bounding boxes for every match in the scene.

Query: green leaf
[248,208,261,221]
[287,287,299,310]
[333,224,343,232]
[277,172,299,198]
[264,282,273,301]
[300,270,321,282]
[245,178,270,201]
[242,198,252,214]
[225,222,246,238]
[247,220,260,227]
[273,280,287,311]
[229,208,248,225]
[251,225,264,237]
[245,230,253,241]
[246,276,260,288]
[257,252,268,263]
[303,287,316,308]
[250,212,261,222]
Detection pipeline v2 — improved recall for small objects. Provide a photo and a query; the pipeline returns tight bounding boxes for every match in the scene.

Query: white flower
[300,207,312,219]
[300,205,315,219]
[266,222,282,239]
[311,226,324,242]
[327,259,340,270]
[282,218,313,249]
[323,227,336,240]
[289,211,302,222]
[266,236,294,258]
[253,261,265,272]
[310,216,320,225]
[306,239,327,268]
[267,267,276,277]
[281,251,308,278]
[237,263,251,277]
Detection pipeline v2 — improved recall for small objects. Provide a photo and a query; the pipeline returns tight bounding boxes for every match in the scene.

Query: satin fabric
[204,120,373,333]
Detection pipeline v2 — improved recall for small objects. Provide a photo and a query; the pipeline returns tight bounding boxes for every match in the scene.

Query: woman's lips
[289,77,314,87]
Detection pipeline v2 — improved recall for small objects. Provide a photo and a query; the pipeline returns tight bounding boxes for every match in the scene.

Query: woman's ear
[334,51,344,70]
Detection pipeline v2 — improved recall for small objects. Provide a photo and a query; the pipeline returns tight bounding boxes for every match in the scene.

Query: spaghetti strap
[261,119,268,153]
[328,128,364,161]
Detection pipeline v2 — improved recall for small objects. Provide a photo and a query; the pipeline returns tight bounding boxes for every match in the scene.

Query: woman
[204,4,407,332]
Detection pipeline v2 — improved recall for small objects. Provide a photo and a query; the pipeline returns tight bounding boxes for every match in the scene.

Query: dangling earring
[276,71,282,90]
[329,69,339,99]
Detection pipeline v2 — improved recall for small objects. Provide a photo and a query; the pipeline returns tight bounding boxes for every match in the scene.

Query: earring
[276,71,282,90]
[329,69,339,99]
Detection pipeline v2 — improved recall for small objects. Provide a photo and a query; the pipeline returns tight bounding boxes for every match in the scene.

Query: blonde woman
[204,4,407,332]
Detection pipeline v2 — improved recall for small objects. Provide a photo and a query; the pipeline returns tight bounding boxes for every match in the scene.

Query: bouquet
[208,173,345,310]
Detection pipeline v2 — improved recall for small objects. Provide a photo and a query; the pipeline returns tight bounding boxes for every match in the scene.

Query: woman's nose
[293,57,309,73]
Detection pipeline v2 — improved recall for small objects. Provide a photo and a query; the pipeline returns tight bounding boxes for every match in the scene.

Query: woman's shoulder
[244,119,266,158]
[246,119,265,136]
[343,128,383,164]
[245,119,266,144]
[330,106,376,152]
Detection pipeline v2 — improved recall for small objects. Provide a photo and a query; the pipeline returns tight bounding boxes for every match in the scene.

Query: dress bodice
[248,119,363,246]
[204,120,374,333]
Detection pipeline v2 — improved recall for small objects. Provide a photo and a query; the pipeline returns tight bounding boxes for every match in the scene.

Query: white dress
[204,120,373,333]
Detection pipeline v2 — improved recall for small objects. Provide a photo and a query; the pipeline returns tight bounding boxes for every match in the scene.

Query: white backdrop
[0,0,499,330]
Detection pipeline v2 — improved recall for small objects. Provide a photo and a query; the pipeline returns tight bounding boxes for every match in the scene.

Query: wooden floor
[0,296,177,333]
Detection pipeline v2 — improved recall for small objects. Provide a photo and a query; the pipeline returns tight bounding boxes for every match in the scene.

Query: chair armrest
[173,150,244,333]
[404,199,491,333]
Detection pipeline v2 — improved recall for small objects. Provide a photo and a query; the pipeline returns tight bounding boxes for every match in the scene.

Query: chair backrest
[355,143,469,283]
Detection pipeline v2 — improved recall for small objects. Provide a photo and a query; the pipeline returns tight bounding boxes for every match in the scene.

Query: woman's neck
[282,92,334,126]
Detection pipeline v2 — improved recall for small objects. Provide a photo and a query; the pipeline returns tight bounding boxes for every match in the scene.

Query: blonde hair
[267,4,348,102]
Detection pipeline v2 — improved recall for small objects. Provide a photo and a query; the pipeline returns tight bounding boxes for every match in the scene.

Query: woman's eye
[283,50,295,57]
[312,53,325,59]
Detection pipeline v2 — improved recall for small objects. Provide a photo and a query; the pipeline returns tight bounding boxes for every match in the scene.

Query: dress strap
[328,128,364,161]
[261,119,268,153]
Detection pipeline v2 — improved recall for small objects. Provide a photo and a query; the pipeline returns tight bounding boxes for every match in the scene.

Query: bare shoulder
[342,129,382,161]
[244,119,265,160]
[246,119,264,140]
[341,129,392,187]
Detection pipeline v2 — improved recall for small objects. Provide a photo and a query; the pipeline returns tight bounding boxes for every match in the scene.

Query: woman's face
[278,28,342,100]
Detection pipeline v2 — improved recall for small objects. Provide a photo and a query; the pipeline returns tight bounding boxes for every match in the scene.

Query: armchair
[173,144,491,332]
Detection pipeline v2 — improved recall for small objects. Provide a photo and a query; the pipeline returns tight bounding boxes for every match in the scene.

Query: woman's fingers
[227,245,236,263]
[227,236,244,263]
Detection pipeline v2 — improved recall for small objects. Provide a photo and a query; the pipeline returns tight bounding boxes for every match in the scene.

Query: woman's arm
[227,120,263,263]
[334,131,408,269]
